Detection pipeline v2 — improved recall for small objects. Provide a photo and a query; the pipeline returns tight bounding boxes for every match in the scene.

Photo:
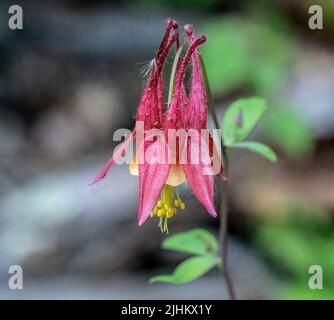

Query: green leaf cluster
[150,229,219,284]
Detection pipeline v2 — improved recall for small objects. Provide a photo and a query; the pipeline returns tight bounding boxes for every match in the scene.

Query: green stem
[167,46,183,105]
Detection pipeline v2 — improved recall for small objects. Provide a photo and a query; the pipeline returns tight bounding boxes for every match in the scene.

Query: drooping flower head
[92,19,223,233]
[139,36,217,231]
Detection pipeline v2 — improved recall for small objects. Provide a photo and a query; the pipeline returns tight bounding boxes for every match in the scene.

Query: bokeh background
[0,0,334,299]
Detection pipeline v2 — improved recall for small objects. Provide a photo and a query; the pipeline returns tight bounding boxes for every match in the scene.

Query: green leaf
[150,255,218,284]
[231,141,277,162]
[162,228,218,255]
[167,46,183,105]
[222,97,267,146]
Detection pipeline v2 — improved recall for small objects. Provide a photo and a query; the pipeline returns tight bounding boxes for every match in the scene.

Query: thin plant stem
[216,123,237,300]
[219,151,237,300]
[200,56,237,299]
[214,120,237,300]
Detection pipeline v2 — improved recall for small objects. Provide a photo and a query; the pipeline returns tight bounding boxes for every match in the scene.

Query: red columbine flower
[139,33,222,233]
[92,20,223,233]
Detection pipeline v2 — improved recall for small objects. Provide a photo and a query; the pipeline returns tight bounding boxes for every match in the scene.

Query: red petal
[90,130,136,185]
[184,24,208,129]
[182,135,217,217]
[137,141,170,226]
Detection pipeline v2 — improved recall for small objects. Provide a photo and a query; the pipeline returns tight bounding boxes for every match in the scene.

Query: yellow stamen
[150,185,186,233]
[129,155,187,233]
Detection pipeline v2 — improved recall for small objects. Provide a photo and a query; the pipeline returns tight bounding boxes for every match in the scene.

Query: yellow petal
[129,157,185,187]
[166,164,186,187]
[129,156,139,176]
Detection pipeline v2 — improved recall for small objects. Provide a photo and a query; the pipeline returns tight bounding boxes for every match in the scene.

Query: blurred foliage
[260,106,314,157]
[201,16,297,95]
[201,15,315,157]
[129,0,221,11]
[253,205,334,299]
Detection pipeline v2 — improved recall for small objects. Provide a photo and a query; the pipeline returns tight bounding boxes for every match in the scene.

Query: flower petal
[138,141,170,225]
[166,164,186,187]
[182,136,217,217]
[90,130,136,185]
[184,24,208,129]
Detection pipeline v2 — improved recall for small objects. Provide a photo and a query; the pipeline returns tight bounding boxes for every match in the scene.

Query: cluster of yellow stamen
[150,185,185,233]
